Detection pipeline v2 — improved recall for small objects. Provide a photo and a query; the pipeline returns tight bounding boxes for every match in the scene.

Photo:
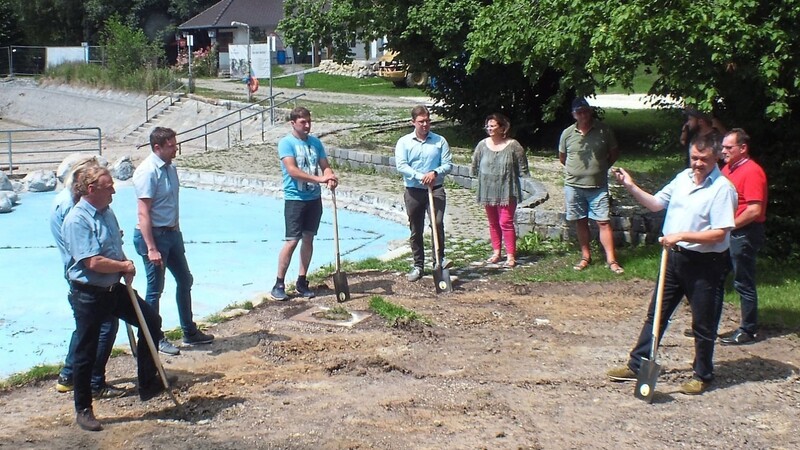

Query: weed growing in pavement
[369,296,431,326]
[313,306,353,321]
[0,364,61,390]
[516,232,571,257]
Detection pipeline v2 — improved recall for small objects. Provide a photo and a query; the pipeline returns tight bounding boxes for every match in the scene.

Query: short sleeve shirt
[559,121,618,188]
[655,167,737,253]
[132,152,180,227]
[722,159,768,223]
[278,134,327,201]
[62,198,126,287]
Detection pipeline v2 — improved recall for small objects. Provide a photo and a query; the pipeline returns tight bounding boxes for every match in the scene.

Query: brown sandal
[486,252,502,264]
[607,261,625,274]
[573,257,591,271]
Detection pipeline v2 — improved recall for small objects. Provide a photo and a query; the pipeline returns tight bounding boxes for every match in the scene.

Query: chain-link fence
[0,46,106,77]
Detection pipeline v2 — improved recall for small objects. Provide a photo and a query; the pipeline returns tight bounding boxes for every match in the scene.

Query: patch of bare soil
[2,273,799,449]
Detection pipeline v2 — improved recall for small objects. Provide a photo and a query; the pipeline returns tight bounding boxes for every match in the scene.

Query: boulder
[0,190,19,205]
[56,153,108,182]
[110,156,134,180]
[0,192,12,213]
[0,171,12,191]
[24,170,57,192]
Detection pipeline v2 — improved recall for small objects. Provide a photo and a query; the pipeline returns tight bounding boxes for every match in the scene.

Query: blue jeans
[133,228,198,336]
[628,248,727,382]
[69,283,160,411]
[716,222,765,335]
[60,290,119,390]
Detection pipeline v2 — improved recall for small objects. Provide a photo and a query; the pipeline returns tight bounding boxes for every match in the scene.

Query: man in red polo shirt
[716,128,768,345]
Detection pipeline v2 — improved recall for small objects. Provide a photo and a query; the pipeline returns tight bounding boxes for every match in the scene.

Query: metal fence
[0,46,106,77]
[1,127,103,175]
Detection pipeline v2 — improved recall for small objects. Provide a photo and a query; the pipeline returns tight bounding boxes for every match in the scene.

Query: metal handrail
[136,93,306,153]
[145,81,186,122]
[2,127,102,175]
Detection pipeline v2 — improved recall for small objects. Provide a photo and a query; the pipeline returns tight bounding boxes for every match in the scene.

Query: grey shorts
[564,185,610,221]
[284,198,323,240]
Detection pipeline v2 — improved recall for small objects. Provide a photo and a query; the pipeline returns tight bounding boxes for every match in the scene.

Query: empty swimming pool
[0,184,408,378]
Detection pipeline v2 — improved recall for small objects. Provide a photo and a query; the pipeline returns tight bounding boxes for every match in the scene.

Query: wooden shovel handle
[650,247,670,359]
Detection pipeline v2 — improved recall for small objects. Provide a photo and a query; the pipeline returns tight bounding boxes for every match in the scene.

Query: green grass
[293,100,409,124]
[369,295,431,326]
[601,66,661,95]
[272,72,425,97]
[0,364,61,390]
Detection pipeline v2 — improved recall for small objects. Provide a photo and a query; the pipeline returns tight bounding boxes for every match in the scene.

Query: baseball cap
[571,98,592,113]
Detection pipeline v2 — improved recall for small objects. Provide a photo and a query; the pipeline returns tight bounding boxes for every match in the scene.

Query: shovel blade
[634,358,661,403]
[333,271,350,303]
[433,266,453,294]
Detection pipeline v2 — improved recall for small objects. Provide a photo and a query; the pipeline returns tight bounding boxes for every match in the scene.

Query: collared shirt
[62,198,126,287]
[50,187,75,272]
[722,158,768,223]
[395,131,452,189]
[559,121,618,188]
[133,152,179,227]
[278,133,327,201]
[655,166,737,253]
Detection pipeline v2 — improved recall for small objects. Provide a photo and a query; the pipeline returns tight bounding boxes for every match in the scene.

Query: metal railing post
[6,131,13,174]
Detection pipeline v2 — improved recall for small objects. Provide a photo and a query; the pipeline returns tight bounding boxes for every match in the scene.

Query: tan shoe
[679,379,711,395]
[607,366,637,382]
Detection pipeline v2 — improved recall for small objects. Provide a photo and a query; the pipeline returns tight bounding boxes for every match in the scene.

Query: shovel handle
[650,247,670,359]
[331,189,342,271]
[427,186,441,268]
[124,283,180,407]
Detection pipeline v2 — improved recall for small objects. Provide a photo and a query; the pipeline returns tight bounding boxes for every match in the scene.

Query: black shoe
[92,384,127,399]
[682,328,693,338]
[183,329,214,345]
[76,407,102,431]
[138,373,177,401]
[295,280,316,298]
[720,329,756,345]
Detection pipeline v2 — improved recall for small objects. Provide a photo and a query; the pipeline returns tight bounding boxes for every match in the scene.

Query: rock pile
[317,60,376,78]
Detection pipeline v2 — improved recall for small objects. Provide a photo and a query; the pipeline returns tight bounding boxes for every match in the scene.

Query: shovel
[124,283,181,407]
[634,246,669,403]
[331,189,350,302]
[125,323,138,358]
[427,186,453,294]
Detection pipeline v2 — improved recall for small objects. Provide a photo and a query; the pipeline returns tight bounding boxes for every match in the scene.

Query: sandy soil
[2,80,799,449]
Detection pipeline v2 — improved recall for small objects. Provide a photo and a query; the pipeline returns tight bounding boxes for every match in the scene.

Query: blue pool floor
[0,184,408,378]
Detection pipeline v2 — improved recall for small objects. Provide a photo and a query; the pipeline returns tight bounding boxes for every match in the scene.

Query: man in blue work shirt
[51,158,124,398]
[62,165,168,431]
[395,105,453,282]
[133,127,214,356]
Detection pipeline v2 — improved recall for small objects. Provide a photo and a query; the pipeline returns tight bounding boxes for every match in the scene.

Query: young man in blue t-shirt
[271,107,338,300]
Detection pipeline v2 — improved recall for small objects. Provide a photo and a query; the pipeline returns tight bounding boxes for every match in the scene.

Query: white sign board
[229,44,272,79]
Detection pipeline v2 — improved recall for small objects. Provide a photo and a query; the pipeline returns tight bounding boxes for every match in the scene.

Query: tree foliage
[0,0,23,46]
[101,16,163,76]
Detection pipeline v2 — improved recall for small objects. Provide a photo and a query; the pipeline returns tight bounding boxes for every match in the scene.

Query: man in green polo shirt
[558,98,623,274]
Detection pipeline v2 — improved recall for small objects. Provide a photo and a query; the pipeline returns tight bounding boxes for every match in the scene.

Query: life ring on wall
[248,76,259,93]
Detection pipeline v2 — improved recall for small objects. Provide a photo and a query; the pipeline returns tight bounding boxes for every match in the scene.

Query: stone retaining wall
[317,60,376,78]
[326,146,665,245]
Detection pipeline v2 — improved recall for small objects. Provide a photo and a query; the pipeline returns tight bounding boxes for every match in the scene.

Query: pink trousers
[484,202,517,257]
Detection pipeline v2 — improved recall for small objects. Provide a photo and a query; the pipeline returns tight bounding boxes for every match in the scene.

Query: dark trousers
[69,283,162,411]
[60,293,118,390]
[716,223,765,335]
[628,248,728,382]
[404,186,446,269]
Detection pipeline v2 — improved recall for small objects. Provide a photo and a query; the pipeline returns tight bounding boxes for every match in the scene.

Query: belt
[670,246,725,258]
[70,282,117,294]
[153,225,179,231]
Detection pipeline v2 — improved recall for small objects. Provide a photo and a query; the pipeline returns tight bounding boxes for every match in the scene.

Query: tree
[0,0,23,46]
[101,16,163,76]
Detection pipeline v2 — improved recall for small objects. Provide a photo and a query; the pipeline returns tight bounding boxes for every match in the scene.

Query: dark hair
[485,113,511,138]
[72,165,110,203]
[290,106,311,121]
[149,127,177,151]
[690,133,720,157]
[725,128,750,147]
[411,105,430,120]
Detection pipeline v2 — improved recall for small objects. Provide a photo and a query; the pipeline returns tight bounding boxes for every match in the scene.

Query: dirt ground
[1,273,799,449]
[2,80,799,449]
